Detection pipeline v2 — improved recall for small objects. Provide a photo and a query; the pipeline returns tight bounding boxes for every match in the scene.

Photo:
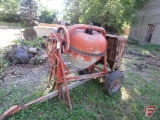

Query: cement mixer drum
[67,24,107,68]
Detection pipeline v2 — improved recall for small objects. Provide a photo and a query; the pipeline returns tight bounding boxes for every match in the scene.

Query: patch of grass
[0,72,48,114]
[0,58,9,76]
[127,44,160,56]
[142,44,160,55]
[2,71,159,120]
[0,44,160,120]
[145,68,160,80]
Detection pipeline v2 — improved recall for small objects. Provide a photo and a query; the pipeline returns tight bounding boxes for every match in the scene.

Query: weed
[13,37,46,51]
[0,58,9,76]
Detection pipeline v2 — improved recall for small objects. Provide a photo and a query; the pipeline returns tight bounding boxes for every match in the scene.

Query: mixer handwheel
[46,34,57,65]
[57,27,70,53]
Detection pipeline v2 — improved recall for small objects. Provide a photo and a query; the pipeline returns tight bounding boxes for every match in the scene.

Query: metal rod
[0,79,91,120]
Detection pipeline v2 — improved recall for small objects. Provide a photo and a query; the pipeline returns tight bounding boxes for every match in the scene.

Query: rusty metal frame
[47,31,108,110]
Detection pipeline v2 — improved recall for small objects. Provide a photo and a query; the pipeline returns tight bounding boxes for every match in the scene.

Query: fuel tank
[67,24,107,68]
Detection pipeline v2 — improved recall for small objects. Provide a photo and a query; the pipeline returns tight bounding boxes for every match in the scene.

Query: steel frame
[47,32,108,110]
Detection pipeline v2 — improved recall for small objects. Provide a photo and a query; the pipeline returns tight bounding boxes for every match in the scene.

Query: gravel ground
[0,25,24,48]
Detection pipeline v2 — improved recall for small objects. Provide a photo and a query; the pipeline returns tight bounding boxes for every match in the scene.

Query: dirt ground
[1,63,48,88]
[0,23,47,92]
[123,48,160,82]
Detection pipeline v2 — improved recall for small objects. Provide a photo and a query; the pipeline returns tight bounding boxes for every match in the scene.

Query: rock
[29,57,36,65]
[40,54,47,62]
[28,47,37,54]
[12,53,30,64]
[13,70,23,77]
[29,54,47,65]
[4,46,35,65]
[28,52,35,58]
[0,74,6,79]
[23,28,37,40]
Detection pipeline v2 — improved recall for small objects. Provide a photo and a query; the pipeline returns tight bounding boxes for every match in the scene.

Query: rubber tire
[105,71,124,95]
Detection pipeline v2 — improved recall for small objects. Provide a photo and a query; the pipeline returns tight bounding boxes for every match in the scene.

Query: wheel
[105,71,124,95]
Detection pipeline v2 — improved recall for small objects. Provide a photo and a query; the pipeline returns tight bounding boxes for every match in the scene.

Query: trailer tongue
[0,79,90,120]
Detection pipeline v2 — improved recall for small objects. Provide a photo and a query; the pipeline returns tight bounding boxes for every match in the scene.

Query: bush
[0,13,21,22]
[39,10,56,23]
[14,37,46,50]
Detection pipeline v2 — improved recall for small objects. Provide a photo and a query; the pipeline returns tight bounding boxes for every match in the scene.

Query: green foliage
[15,37,46,50]
[0,13,21,22]
[39,9,56,23]
[63,0,85,24]
[20,0,39,26]
[0,0,21,22]
[0,0,20,13]
[64,0,149,33]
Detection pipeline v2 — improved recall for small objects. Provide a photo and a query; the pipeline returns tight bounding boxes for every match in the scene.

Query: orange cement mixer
[0,24,127,118]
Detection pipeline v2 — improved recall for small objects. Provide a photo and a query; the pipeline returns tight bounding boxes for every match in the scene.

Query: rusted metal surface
[68,24,106,68]
[106,34,127,70]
